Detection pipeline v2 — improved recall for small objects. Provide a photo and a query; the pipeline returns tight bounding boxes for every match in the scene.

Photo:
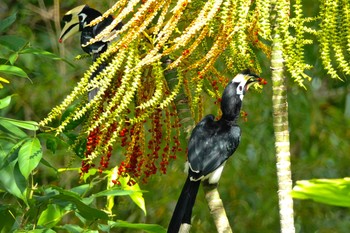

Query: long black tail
[168,176,200,233]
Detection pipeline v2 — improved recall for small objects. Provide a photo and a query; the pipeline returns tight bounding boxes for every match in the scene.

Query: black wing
[187,115,241,180]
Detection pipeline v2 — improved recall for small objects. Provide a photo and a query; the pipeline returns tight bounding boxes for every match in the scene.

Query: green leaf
[292,178,350,207]
[119,176,147,215]
[0,95,11,109]
[70,184,90,196]
[37,204,62,228]
[46,137,58,153]
[61,224,84,233]
[24,229,56,233]
[102,220,166,233]
[20,47,75,67]
[9,52,19,64]
[48,187,109,221]
[0,205,16,233]
[0,13,17,33]
[81,167,97,182]
[0,117,39,131]
[40,158,58,173]
[0,65,28,78]
[0,157,27,204]
[54,194,109,220]
[0,35,27,51]
[18,138,42,179]
[0,118,27,139]
[92,189,138,198]
[0,139,25,169]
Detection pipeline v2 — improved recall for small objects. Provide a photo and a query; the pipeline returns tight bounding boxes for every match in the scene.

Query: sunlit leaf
[292,178,350,207]
[37,204,63,228]
[0,118,27,139]
[119,176,147,215]
[93,189,138,198]
[80,167,98,182]
[18,138,42,179]
[9,53,19,64]
[0,117,38,131]
[0,95,11,109]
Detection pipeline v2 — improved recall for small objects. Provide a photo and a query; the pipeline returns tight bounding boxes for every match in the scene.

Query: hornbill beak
[59,5,86,43]
[245,74,260,90]
[235,69,267,90]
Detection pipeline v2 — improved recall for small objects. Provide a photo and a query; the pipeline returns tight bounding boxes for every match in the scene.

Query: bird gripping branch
[168,69,264,233]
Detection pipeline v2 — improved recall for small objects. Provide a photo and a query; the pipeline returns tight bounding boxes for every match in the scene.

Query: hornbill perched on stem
[168,70,261,233]
[59,5,123,101]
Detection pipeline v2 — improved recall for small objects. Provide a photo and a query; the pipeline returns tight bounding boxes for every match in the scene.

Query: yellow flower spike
[107,0,164,45]
[256,0,272,40]
[95,53,142,134]
[166,26,209,70]
[137,62,164,110]
[318,0,344,80]
[159,72,184,110]
[85,0,140,46]
[283,0,315,86]
[85,48,131,131]
[190,77,204,117]
[88,0,128,27]
[152,0,172,36]
[137,0,188,69]
[172,0,222,48]
[326,0,350,76]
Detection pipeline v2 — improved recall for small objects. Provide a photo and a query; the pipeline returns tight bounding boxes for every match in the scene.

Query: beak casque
[59,5,86,43]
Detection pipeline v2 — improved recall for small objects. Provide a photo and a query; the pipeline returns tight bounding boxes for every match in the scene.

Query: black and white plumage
[167,70,260,233]
[59,5,122,100]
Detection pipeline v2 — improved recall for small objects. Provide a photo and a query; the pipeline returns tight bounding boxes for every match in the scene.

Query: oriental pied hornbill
[59,5,122,100]
[167,70,260,233]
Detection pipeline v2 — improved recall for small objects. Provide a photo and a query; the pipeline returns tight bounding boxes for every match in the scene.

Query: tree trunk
[271,33,295,233]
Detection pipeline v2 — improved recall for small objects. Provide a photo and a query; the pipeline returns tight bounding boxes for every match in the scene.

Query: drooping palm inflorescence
[39,0,350,183]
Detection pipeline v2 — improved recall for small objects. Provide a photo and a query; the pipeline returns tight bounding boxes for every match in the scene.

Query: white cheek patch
[79,13,87,24]
[236,82,245,100]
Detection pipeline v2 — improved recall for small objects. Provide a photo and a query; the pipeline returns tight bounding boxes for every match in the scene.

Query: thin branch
[202,180,233,233]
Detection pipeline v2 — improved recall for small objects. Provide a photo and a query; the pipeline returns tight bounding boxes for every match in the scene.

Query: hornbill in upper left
[168,70,261,233]
[59,5,123,101]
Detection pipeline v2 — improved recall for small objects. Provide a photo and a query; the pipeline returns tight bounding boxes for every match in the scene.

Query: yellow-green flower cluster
[41,0,325,180]
[319,0,350,79]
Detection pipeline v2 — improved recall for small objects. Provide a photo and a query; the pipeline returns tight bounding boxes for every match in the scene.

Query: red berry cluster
[116,106,182,184]
[97,122,118,173]
[81,127,100,174]
[80,75,184,184]
[257,77,268,85]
